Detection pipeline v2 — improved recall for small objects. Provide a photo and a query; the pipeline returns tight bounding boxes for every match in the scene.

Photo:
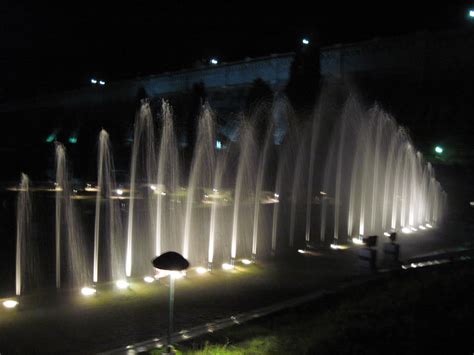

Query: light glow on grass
[116,279,129,289]
[143,276,155,283]
[196,267,208,274]
[241,259,252,265]
[3,300,18,309]
[222,263,234,270]
[401,227,412,234]
[81,287,96,296]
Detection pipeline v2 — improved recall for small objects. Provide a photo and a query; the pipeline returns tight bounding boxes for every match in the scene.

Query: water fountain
[3,91,447,298]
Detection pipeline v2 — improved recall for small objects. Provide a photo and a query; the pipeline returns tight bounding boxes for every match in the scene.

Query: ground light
[81,287,96,296]
[330,244,349,250]
[196,267,208,274]
[241,259,252,265]
[2,300,18,309]
[352,237,364,245]
[419,225,426,230]
[384,232,391,237]
[297,249,306,254]
[222,263,234,270]
[434,145,443,154]
[152,251,190,355]
[116,279,129,289]
[469,10,474,18]
[426,223,433,228]
[144,276,155,283]
[401,227,412,234]
[302,38,309,45]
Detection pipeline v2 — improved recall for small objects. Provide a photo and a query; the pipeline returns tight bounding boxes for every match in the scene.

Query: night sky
[0,2,470,100]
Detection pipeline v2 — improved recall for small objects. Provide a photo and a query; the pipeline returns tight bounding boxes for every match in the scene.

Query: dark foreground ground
[0,225,471,354]
[172,258,474,355]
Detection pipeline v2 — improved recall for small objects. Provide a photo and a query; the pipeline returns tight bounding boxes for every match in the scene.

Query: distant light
[99,80,105,86]
[401,227,412,234]
[470,201,474,207]
[116,189,124,196]
[213,188,218,192]
[81,287,96,296]
[68,136,78,144]
[297,249,306,254]
[216,140,222,149]
[302,38,310,45]
[274,193,279,198]
[150,185,157,191]
[434,146,443,154]
[210,58,218,65]
[144,276,155,283]
[384,232,391,237]
[426,223,433,228]
[46,132,56,143]
[352,237,364,245]
[2,300,18,309]
[160,192,167,196]
[222,263,234,270]
[241,259,252,265]
[196,267,208,274]
[91,78,98,84]
[469,10,474,18]
[320,191,327,196]
[116,279,129,289]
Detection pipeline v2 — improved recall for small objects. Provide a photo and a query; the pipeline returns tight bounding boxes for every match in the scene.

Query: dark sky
[0,1,471,100]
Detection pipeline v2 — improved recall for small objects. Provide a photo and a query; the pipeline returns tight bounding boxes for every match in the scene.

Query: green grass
[162,260,474,355]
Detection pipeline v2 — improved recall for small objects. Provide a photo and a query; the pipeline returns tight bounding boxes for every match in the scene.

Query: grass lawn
[164,259,474,355]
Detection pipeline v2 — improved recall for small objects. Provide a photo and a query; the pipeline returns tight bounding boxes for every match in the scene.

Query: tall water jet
[126,100,156,277]
[94,130,125,283]
[208,149,229,268]
[251,119,273,259]
[231,122,256,263]
[155,101,180,257]
[55,143,89,288]
[304,110,322,243]
[182,104,215,262]
[16,173,31,296]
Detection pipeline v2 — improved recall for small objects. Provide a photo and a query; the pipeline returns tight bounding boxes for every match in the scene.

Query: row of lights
[90,78,106,86]
[77,258,254,298]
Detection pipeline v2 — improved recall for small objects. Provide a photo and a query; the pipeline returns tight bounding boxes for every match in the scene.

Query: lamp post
[152,251,190,354]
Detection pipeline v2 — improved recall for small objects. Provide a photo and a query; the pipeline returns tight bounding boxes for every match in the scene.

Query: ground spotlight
[302,38,310,45]
[2,300,18,309]
[330,243,349,250]
[401,227,412,234]
[419,225,426,230]
[171,271,185,279]
[196,267,208,274]
[81,287,96,296]
[426,223,433,228]
[144,276,155,283]
[241,259,252,265]
[222,263,234,270]
[297,249,306,254]
[116,279,129,289]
